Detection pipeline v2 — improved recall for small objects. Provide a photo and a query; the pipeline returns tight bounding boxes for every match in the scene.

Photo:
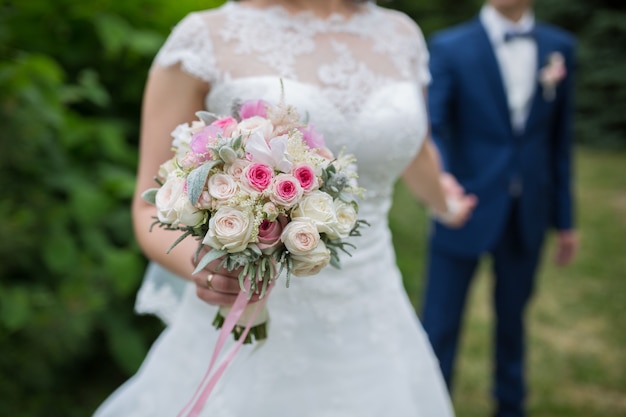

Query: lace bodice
[139,1,432,322]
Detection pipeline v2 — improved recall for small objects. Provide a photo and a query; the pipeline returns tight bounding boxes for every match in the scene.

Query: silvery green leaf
[187,159,220,205]
[219,146,238,164]
[231,134,243,151]
[193,249,227,275]
[141,188,159,204]
[195,111,218,125]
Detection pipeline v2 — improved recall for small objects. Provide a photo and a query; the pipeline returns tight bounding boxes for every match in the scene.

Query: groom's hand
[554,230,579,266]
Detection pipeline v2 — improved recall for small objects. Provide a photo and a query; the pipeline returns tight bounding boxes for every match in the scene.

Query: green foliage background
[0,0,624,415]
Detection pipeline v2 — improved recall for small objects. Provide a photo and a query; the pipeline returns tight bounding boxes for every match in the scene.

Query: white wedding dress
[94,2,454,416]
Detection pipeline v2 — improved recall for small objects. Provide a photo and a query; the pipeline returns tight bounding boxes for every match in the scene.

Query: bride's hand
[432,173,478,228]
[191,248,263,307]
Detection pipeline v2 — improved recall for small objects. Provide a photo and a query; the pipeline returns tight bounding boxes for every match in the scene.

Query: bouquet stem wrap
[213,301,270,344]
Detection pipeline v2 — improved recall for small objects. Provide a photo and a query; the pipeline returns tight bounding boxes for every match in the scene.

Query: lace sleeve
[152,12,219,84]
[412,24,431,86]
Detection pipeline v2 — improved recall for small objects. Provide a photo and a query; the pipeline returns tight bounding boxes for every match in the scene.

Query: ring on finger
[206,273,215,290]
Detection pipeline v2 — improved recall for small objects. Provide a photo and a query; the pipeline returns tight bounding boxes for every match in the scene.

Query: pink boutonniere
[539,52,567,101]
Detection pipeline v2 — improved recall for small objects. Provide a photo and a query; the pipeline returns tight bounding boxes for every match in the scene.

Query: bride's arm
[133,65,251,306]
[400,90,477,228]
[131,64,209,281]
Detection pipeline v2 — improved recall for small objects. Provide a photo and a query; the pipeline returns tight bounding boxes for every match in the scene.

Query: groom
[422,0,578,416]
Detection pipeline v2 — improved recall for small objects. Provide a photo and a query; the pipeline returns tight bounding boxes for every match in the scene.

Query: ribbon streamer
[178,280,272,417]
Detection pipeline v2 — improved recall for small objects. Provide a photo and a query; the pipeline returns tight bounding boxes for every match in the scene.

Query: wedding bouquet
[142,89,366,344]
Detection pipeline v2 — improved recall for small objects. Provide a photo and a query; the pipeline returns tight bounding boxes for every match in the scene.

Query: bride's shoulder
[170,3,233,32]
[374,5,425,38]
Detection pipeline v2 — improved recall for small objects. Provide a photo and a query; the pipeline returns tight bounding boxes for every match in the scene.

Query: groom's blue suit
[422,14,576,417]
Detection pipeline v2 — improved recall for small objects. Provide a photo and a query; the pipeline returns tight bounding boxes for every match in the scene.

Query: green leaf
[187,160,220,205]
[193,249,227,275]
[141,188,158,205]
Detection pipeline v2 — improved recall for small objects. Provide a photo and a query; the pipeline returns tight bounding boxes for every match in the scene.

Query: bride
[94,0,477,415]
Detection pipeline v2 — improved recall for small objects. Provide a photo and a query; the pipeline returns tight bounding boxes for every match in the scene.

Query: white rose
[155,176,186,225]
[291,240,331,277]
[280,218,320,256]
[174,195,205,227]
[235,116,274,140]
[327,200,357,239]
[208,173,238,201]
[291,191,337,235]
[226,159,251,179]
[158,159,177,179]
[202,206,256,253]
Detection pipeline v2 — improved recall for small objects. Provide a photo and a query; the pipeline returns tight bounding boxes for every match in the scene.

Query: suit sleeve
[427,36,455,171]
[551,38,577,230]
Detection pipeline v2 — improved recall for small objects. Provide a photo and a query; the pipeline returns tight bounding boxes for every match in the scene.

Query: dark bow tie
[503,29,535,42]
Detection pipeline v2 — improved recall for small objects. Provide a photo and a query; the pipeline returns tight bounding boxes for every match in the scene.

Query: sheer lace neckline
[223,1,377,32]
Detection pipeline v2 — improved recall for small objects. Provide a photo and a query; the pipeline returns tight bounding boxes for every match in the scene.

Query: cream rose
[291,191,337,235]
[291,240,331,277]
[235,116,274,140]
[174,195,205,227]
[327,200,357,240]
[202,206,256,253]
[280,218,320,256]
[208,173,238,202]
[155,176,186,225]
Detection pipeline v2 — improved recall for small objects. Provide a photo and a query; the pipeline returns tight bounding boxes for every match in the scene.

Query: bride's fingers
[193,272,264,306]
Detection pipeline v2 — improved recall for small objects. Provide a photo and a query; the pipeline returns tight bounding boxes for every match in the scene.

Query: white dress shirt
[480,5,537,133]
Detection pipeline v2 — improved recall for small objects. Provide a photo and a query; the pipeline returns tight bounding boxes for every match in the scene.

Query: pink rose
[299,124,326,149]
[191,125,223,161]
[239,99,268,119]
[292,163,319,192]
[242,163,274,192]
[179,151,200,171]
[211,116,238,138]
[270,174,304,208]
[257,215,288,254]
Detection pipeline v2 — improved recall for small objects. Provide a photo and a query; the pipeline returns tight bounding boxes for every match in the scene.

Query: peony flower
[270,173,304,208]
[291,190,337,235]
[211,116,238,138]
[257,215,288,254]
[298,124,326,149]
[191,125,223,161]
[208,173,238,202]
[202,206,256,253]
[239,99,268,119]
[281,218,320,255]
[290,240,331,277]
[242,163,274,192]
[245,133,293,173]
[292,163,319,192]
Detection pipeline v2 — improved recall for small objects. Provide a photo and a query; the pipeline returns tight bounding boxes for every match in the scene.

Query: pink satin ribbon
[177,279,271,417]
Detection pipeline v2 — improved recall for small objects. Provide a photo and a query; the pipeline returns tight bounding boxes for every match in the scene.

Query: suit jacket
[428,17,576,257]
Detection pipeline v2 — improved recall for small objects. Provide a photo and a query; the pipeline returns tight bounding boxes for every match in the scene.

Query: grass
[390,146,626,417]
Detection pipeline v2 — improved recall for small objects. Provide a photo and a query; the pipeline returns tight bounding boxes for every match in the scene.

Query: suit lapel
[475,19,514,136]
[525,25,551,131]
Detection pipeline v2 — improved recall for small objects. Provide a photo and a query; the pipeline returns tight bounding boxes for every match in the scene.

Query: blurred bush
[0,0,220,415]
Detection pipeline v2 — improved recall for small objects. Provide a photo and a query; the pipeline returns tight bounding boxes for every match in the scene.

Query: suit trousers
[422,201,544,417]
